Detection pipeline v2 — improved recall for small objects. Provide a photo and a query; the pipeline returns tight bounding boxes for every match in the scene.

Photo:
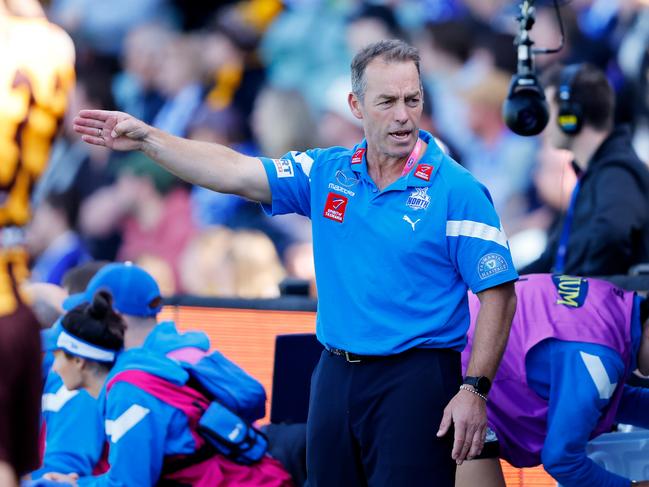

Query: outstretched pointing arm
[73,110,271,204]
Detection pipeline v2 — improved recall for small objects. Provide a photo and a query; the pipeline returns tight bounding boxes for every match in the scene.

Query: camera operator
[521,63,649,276]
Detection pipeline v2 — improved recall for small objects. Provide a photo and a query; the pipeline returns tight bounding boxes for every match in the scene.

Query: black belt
[326,347,384,363]
[326,346,454,363]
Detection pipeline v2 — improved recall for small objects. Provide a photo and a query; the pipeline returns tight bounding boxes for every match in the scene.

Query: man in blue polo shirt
[74,39,517,486]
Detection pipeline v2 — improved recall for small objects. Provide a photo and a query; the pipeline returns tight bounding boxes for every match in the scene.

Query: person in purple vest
[457,274,649,487]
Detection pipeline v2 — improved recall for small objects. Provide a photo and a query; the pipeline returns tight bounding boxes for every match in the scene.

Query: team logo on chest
[323,192,348,223]
[406,187,430,211]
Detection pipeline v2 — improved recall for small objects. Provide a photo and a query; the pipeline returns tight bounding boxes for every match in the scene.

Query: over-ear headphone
[557,64,583,135]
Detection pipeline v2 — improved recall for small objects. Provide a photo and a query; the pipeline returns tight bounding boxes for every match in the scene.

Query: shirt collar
[349,130,445,189]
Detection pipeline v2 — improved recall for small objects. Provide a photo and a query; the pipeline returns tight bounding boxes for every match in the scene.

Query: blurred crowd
[27,0,649,297]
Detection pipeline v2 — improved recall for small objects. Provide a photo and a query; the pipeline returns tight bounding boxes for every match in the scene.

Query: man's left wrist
[459,384,488,402]
[463,375,491,396]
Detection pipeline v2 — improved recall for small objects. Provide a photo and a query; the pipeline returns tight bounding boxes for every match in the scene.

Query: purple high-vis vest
[462,274,634,467]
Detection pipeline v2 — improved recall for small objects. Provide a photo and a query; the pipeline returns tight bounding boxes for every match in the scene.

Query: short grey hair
[351,39,421,101]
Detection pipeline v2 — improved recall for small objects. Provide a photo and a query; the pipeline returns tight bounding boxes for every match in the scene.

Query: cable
[534,0,566,55]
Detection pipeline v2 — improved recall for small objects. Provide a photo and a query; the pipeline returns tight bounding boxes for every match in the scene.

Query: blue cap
[63,263,162,317]
[41,318,63,352]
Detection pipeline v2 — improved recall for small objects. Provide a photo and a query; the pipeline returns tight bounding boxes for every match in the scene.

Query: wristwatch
[463,376,492,396]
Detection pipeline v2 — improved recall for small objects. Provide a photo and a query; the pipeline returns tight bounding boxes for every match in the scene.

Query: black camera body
[502,0,564,137]
[503,73,549,136]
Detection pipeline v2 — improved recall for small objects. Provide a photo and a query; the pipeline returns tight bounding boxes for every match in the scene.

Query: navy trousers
[306,348,461,487]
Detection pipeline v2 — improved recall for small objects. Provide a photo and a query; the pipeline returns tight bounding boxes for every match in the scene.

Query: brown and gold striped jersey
[0,16,75,228]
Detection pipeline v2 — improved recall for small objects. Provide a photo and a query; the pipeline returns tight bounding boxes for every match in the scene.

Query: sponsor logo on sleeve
[406,187,431,211]
[273,158,294,178]
[323,192,348,223]
[552,274,589,308]
[477,253,508,279]
[414,164,433,181]
[351,148,365,164]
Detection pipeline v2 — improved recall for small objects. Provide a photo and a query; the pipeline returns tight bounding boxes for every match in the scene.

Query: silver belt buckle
[344,351,361,363]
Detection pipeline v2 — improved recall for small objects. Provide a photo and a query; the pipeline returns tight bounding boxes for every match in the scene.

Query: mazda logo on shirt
[335,170,360,187]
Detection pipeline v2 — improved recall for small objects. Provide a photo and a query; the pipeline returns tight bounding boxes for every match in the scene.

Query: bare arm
[73,110,271,204]
[437,282,516,465]
[465,282,516,379]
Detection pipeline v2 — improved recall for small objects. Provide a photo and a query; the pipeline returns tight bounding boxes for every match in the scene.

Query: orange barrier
[501,461,554,486]
[160,304,555,487]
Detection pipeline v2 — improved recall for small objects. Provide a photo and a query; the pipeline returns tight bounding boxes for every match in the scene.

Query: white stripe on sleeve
[446,220,509,249]
[291,151,314,177]
[580,351,617,400]
[105,404,151,443]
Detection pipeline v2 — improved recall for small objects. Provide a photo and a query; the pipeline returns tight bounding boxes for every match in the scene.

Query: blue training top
[32,371,104,479]
[76,322,211,486]
[261,129,518,354]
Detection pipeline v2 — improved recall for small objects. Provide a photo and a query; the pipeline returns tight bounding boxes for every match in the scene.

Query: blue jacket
[142,320,210,356]
[32,371,104,479]
[77,322,210,486]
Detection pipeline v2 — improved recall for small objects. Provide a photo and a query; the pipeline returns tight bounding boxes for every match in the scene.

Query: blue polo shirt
[261,130,518,354]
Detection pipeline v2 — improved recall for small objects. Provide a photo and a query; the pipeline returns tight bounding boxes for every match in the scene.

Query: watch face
[476,376,491,394]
